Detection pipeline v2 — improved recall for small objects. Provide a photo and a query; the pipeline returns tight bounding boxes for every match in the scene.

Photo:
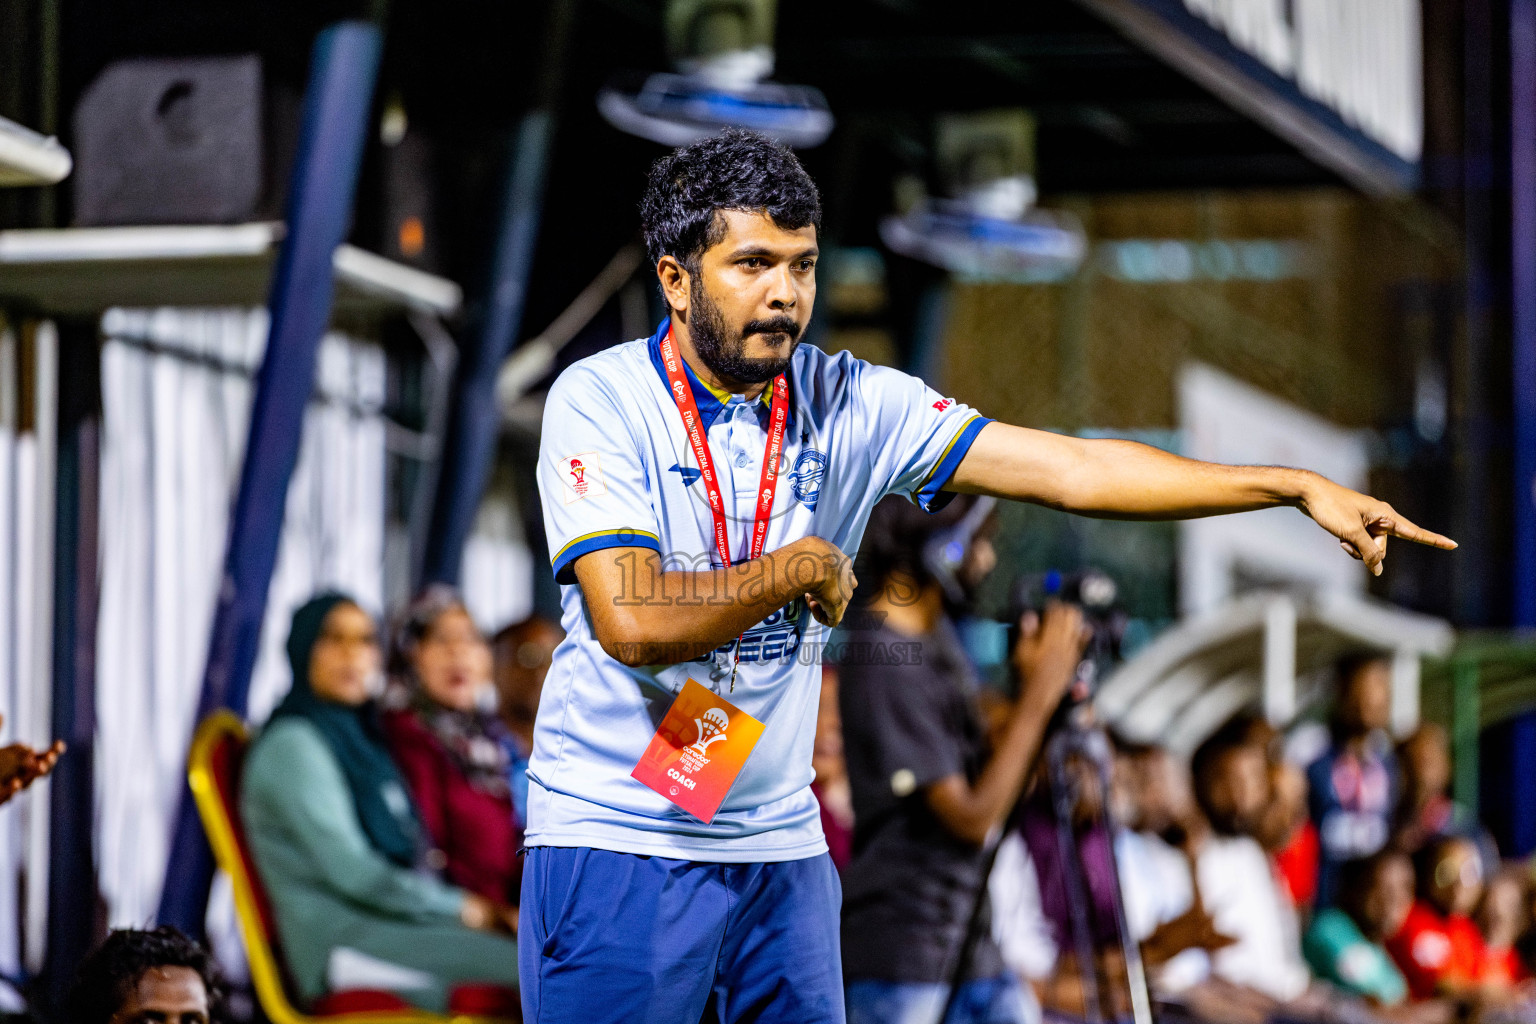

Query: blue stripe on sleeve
[551,529,662,585]
[913,415,992,512]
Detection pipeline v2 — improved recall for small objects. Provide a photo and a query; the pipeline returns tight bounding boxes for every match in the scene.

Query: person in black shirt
[840,495,1086,1024]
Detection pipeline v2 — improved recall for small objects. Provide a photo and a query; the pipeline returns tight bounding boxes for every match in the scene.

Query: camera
[1003,568,1127,718]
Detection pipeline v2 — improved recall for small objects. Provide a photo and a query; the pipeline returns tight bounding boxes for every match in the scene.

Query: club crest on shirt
[790,449,826,510]
[560,451,606,504]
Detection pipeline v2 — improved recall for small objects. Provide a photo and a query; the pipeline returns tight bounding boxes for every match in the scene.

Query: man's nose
[766,265,797,309]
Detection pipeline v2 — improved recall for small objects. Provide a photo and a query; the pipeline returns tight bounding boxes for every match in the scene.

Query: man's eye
[797,260,816,272]
[741,257,766,269]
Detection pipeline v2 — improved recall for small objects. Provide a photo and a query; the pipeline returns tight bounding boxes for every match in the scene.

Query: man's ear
[657,255,690,317]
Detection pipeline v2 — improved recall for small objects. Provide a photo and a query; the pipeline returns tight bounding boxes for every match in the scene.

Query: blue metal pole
[43,339,99,1013]
[157,20,383,932]
[1501,0,1536,859]
[1514,0,1536,630]
[420,110,553,586]
[1511,716,1536,855]
[1460,0,1495,626]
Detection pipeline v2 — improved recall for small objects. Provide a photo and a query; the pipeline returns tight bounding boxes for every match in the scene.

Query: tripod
[935,703,1155,1024]
[1042,712,1153,1024]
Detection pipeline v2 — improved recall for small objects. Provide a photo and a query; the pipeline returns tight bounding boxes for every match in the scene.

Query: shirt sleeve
[851,360,992,512]
[538,361,663,584]
[1302,911,1356,987]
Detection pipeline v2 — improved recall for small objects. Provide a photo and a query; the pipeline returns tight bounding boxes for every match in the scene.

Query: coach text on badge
[631,679,765,823]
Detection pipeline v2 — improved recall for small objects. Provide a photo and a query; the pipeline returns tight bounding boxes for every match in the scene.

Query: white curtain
[0,321,55,1006]
[0,326,16,998]
[94,308,388,945]
[460,485,534,635]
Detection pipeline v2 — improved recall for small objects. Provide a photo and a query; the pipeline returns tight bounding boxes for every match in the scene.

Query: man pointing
[519,128,1454,1023]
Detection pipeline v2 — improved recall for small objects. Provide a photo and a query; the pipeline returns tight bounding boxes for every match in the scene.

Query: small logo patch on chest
[790,449,827,509]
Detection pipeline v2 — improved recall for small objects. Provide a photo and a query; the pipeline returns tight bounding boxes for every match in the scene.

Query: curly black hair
[639,127,821,270]
[66,926,226,1024]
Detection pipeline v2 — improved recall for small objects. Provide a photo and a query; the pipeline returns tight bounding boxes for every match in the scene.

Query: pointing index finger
[1374,515,1458,551]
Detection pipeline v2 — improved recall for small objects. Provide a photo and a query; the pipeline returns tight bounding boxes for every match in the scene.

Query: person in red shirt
[1388,836,1487,999]
[1475,867,1530,988]
[383,586,522,909]
[1263,755,1320,911]
[810,664,853,870]
[1229,714,1319,911]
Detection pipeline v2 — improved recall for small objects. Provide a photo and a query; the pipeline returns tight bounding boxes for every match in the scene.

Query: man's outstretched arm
[947,422,1456,575]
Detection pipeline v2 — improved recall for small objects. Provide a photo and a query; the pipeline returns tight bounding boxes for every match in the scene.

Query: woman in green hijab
[241,593,520,1011]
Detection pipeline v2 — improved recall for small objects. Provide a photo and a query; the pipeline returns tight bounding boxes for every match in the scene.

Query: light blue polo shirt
[527,320,991,862]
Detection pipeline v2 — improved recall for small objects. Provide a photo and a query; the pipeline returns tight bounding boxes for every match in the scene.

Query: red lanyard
[659,326,789,568]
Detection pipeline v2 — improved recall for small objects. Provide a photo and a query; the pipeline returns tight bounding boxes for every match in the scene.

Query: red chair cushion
[448,984,521,1016]
[310,989,415,1014]
[310,986,521,1016]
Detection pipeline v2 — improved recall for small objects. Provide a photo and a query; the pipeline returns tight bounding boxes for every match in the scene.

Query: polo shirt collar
[646,318,781,430]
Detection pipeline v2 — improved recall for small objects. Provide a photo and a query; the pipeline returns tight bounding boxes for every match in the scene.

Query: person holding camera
[838,495,1087,1024]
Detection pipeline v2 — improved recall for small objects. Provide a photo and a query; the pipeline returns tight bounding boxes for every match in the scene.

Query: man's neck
[670,313,770,402]
[868,577,945,637]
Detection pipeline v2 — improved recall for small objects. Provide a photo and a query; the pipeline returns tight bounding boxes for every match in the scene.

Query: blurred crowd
[973,657,1536,1024]
[51,494,1536,1024]
[815,495,1536,1024]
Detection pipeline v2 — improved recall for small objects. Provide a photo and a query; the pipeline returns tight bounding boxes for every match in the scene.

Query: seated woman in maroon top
[382,586,522,907]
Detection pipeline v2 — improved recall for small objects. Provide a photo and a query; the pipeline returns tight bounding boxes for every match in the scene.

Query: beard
[688,275,801,386]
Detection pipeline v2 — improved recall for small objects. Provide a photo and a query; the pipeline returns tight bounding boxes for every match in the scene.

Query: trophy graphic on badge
[689,707,730,755]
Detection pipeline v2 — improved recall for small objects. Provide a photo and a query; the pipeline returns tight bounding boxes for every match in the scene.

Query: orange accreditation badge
[631,679,765,824]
